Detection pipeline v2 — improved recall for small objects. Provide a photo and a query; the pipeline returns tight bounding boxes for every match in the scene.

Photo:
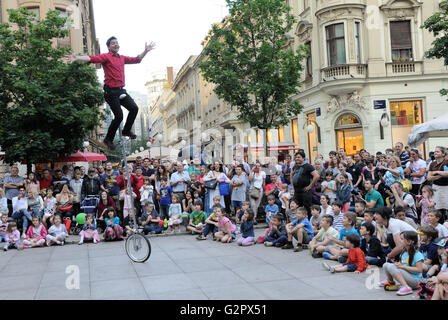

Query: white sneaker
[78,241,83,245]
[21,232,26,239]
[93,239,98,244]
[46,240,51,247]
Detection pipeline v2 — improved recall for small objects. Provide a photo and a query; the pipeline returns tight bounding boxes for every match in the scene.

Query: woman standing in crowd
[248,161,266,224]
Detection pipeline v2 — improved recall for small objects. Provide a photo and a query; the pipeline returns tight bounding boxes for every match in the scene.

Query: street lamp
[303,119,321,143]
[158,134,163,159]
[379,112,390,140]
[146,141,152,148]
[83,141,89,151]
[140,147,144,152]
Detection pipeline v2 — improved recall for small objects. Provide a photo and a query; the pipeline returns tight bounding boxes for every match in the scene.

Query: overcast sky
[92,0,229,94]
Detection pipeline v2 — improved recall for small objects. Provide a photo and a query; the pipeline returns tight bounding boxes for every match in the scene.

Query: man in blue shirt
[101,162,120,209]
[3,166,25,216]
[283,206,314,252]
[169,162,190,202]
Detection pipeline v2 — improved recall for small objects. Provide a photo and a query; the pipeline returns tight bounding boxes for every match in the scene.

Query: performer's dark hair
[106,36,117,48]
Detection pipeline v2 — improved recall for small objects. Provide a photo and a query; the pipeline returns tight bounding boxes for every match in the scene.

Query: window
[25,7,40,21]
[56,8,71,48]
[305,41,312,78]
[326,23,346,66]
[355,22,361,64]
[291,118,299,146]
[278,126,285,142]
[390,21,413,62]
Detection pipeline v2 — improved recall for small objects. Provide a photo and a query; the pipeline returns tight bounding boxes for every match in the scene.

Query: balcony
[320,64,367,95]
[386,61,423,76]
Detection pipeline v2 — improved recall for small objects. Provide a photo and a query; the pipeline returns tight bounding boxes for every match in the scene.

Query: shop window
[278,126,285,142]
[335,114,364,157]
[390,100,424,155]
[326,23,346,66]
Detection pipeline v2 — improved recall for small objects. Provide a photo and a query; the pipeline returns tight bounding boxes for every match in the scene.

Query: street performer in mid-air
[66,37,155,150]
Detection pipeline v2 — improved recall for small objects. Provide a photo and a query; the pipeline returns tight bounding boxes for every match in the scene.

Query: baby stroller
[71,195,100,235]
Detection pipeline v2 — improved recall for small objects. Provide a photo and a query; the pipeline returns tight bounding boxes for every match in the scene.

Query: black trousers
[103,86,139,142]
[294,190,313,218]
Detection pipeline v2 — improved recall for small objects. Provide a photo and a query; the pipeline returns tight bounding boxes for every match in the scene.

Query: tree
[0,8,104,171]
[199,0,307,157]
[422,0,448,97]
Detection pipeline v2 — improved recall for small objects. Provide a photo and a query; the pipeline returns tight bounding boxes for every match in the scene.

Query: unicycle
[119,125,151,263]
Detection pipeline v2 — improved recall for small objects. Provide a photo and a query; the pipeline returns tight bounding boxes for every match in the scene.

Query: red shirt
[131,175,145,199]
[39,177,53,190]
[89,52,141,88]
[347,247,367,272]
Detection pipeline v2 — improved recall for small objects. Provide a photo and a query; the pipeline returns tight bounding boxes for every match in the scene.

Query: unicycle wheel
[125,233,151,263]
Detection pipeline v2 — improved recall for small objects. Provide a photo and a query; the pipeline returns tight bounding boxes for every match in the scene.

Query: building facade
[285,0,448,160]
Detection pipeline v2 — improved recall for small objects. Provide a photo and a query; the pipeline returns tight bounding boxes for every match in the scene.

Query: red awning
[56,151,107,162]
[234,143,299,151]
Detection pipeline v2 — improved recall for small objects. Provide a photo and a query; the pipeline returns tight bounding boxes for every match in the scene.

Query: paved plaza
[0,228,416,300]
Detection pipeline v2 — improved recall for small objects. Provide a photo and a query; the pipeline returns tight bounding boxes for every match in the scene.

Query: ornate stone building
[285,0,448,160]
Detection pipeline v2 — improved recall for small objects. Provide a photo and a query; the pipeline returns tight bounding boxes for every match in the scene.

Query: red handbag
[58,204,73,213]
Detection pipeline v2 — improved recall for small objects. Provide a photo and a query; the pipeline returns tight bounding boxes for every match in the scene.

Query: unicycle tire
[125,233,151,263]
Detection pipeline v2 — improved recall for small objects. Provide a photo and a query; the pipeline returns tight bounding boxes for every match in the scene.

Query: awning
[56,151,107,162]
[407,113,448,147]
[233,142,299,151]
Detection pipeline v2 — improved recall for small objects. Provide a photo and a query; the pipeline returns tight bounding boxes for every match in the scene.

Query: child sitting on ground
[310,205,321,235]
[0,213,7,244]
[323,211,360,261]
[23,216,47,248]
[237,208,255,246]
[265,195,279,224]
[3,221,22,251]
[395,206,418,230]
[168,195,183,233]
[264,213,288,247]
[197,204,220,240]
[380,231,424,296]
[46,215,68,246]
[104,207,124,240]
[321,172,337,204]
[331,201,344,232]
[141,202,163,235]
[427,209,448,238]
[282,207,314,252]
[354,200,366,230]
[360,222,386,267]
[285,199,299,224]
[214,206,236,243]
[419,225,440,278]
[186,201,207,235]
[322,233,366,274]
[309,215,340,258]
[235,201,250,235]
[42,188,56,229]
[417,185,435,226]
[78,214,100,244]
[424,238,448,296]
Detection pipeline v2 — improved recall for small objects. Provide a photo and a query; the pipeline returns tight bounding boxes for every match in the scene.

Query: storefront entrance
[335,114,364,156]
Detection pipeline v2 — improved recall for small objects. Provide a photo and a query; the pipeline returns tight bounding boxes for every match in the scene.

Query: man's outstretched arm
[65,54,91,63]
[137,41,156,61]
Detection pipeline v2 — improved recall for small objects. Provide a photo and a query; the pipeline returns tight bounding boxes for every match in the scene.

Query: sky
[92,0,229,94]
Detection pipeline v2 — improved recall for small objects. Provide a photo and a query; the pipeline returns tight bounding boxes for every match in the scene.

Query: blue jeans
[159,204,170,220]
[30,208,43,218]
[12,209,32,232]
[0,234,6,242]
[201,223,217,236]
[265,235,288,246]
[366,256,382,266]
[204,191,211,214]
[143,224,163,234]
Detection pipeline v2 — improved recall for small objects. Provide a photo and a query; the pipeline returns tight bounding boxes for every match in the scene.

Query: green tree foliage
[422,1,448,97]
[0,8,104,168]
[199,0,307,154]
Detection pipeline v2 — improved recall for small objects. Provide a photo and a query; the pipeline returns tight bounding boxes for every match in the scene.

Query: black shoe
[294,245,303,252]
[103,139,116,150]
[312,252,323,258]
[282,243,294,250]
[274,242,283,248]
[122,131,137,139]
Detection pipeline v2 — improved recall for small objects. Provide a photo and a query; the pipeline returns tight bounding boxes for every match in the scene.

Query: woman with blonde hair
[56,184,74,221]
[0,188,8,214]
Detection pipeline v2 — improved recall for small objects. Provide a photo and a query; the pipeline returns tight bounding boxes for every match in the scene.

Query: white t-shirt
[251,171,266,189]
[406,159,427,185]
[319,205,333,217]
[385,218,416,235]
[435,223,448,238]
[315,226,340,246]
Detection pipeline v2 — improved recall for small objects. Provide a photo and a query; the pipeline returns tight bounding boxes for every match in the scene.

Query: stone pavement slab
[0,231,417,300]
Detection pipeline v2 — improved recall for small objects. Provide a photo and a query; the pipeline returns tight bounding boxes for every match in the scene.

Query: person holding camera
[355,179,384,209]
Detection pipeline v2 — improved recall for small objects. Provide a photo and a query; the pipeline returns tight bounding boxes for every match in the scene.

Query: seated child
[380,231,424,296]
[354,200,366,230]
[310,205,321,235]
[42,188,56,229]
[322,233,366,274]
[360,222,386,267]
[3,221,22,251]
[123,189,137,219]
[323,211,360,261]
[395,206,418,230]
[285,199,299,223]
[78,214,100,244]
[168,195,183,233]
[139,177,154,209]
[363,210,376,228]
[214,206,236,243]
[186,201,207,235]
[265,195,279,224]
[418,225,440,277]
[264,213,288,247]
[331,201,344,232]
[282,207,314,252]
[103,207,124,240]
[0,213,7,244]
[197,204,220,240]
[141,203,163,235]
[423,237,448,299]
[309,215,339,258]
[237,208,255,246]
[278,184,291,214]
[22,216,47,248]
[46,215,68,246]
[428,209,448,238]
[235,201,250,234]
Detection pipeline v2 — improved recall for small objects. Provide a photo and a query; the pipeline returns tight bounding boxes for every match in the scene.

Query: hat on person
[434,237,448,248]
[182,160,188,165]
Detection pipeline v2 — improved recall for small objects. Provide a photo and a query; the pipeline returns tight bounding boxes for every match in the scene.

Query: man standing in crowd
[170,162,190,202]
[290,150,320,215]
[347,155,363,192]
[38,169,53,193]
[395,142,410,169]
[66,37,155,150]
[427,146,448,222]
[3,166,24,216]
[101,162,120,210]
[81,168,101,201]
[51,168,70,195]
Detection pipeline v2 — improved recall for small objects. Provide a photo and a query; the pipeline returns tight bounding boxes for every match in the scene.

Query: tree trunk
[26,161,32,175]
[264,129,268,160]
